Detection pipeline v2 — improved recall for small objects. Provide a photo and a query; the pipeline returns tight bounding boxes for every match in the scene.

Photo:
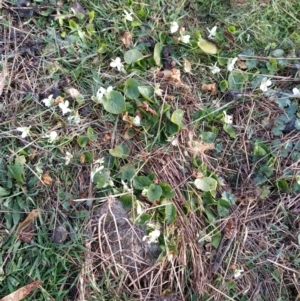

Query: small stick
[212,230,236,274]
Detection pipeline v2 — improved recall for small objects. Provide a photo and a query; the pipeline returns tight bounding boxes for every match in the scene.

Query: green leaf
[121,164,136,181]
[228,25,236,33]
[102,91,126,114]
[120,194,133,210]
[94,169,111,188]
[197,38,218,54]
[154,42,163,66]
[87,127,98,141]
[276,98,290,109]
[82,151,93,163]
[205,206,216,223]
[221,191,236,206]
[0,186,10,197]
[194,177,217,192]
[217,203,230,217]
[228,70,248,90]
[69,19,78,30]
[164,202,177,224]
[270,49,284,58]
[245,58,258,70]
[8,157,25,185]
[147,184,162,201]
[219,80,228,92]
[88,11,95,23]
[133,176,152,190]
[275,179,289,192]
[136,213,152,225]
[159,182,175,198]
[124,49,143,64]
[125,78,140,99]
[223,124,236,139]
[295,119,300,130]
[109,144,130,158]
[138,86,155,103]
[166,120,180,135]
[77,135,89,148]
[171,109,185,128]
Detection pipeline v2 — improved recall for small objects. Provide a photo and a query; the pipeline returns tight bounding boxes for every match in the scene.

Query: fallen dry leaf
[18,222,34,243]
[54,95,64,104]
[119,30,132,48]
[79,153,85,164]
[188,140,215,156]
[122,111,132,124]
[192,169,204,179]
[71,1,86,15]
[103,133,111,141]
[179,27,186,35]
[17,210,38,231]
[0,64,9,96]
[137,101,157,116]
[201,83,218,96]
[123,128,135,140]
[236,59,247,70]
[156,68,189,90]
[42,172,53,185]
[64,87,83,100]
[0,280,42,301]
[224,218,236,239]
[183,58,192,74]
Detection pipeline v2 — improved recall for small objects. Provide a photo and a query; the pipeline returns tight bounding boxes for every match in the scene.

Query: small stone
[52,226,68,244]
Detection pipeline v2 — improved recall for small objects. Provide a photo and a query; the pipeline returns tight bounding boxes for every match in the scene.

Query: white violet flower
[170,21,179,33]
[42,94,54,107]
[59,100,72,115]
[142,188,148,197]
[67,111,81,125]
[227,57,238,72]
[17,127,31,138]
[93,86,113,104]
[45,131,58,143]
[143,229,161,244]
[178,34,190,44]
[110,57,124,72]
[65,152,73,165]
[207,26,217,39]
[136,200,143,215]
[260,77,272,92]
[234,268,244,279]
[154,84,163,97]
[292,87,300,96]
[121,180,133,193]
[123,9,133,21]
[132,115,141,126]
[209,62,221,74]
[91,159,105,181]
[223,111,233,124]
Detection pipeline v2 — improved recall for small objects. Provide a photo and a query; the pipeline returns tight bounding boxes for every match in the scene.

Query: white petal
[106,86,113,93]
[207,26,217,39]
[48,131,58,142]
[227,57,238,71]
[292,87,300,96]
[170,21,179,33]
[210,63,221,74]
[179,35,190,43]
[133,115,141,126]
[42,94,54,107]
[260,77,272,92]
[124,10,133,21]
[148,229,160,243]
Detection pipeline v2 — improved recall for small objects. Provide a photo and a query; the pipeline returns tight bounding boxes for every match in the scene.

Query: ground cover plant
[0,0,300,300]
